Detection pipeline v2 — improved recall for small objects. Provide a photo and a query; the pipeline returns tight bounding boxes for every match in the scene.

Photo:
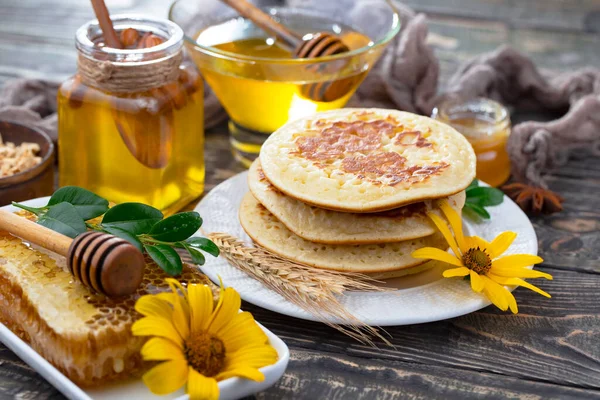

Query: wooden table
[1,0,600,398]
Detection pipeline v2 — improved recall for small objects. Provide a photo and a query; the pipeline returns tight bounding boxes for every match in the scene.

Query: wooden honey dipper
[220,0,355,102]
[0,209,145,297]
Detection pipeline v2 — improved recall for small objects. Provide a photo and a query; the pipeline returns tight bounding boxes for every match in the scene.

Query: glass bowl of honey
[432,97,512,187]
[169,0,401,166]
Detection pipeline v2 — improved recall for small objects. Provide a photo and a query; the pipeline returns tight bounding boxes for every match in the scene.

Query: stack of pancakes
[240,108,476,278]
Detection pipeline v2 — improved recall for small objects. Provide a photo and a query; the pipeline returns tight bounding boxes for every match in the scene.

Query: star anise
[503,183,564,214]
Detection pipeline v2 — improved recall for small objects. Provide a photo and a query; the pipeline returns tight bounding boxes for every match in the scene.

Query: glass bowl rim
[168,0,401,64]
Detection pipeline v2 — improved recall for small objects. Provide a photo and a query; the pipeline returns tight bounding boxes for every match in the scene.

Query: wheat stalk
[198,232,392,346]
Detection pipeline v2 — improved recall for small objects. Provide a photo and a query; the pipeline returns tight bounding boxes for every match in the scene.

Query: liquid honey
[58,67,205,215]
[201,33,369,134]
[447,117,511,187]
[432,98,511,187]
[191,16,374,165]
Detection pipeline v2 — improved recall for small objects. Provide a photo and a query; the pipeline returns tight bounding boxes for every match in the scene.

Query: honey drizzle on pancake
[291,113,449,187]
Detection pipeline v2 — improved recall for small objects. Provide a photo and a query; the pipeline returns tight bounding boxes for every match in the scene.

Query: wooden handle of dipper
[220,0,301,48]
[0,209,144,297]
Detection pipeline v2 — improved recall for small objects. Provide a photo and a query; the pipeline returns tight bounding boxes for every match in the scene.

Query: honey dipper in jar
[59,0,205,215]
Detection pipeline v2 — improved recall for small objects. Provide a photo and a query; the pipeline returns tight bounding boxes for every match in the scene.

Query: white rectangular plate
[1,195,290,400]
[0,320,289,400]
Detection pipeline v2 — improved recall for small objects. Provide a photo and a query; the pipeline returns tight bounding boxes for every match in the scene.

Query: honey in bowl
[184,7,391,166]
[198,27,372,135]
[432,98,511,187]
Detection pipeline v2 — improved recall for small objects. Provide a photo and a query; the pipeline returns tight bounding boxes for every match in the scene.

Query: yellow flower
[132,279,278,400]
[412,200,552,313]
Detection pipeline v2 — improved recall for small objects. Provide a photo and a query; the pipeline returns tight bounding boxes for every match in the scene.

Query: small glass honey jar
[58,15,204,215]
[432,97,511,187]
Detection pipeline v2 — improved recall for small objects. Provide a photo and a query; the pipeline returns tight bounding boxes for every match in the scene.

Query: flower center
[462,247,492,275]
[184,331,226,377]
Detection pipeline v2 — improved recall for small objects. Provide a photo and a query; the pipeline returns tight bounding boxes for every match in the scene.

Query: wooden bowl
[0,121,55,206]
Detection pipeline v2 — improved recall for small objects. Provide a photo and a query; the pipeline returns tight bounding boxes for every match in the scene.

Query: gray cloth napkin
[438,46,600,187]
[0,79,59,141]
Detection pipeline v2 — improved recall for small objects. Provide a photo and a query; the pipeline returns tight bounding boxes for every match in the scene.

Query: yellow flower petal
[142,360,188,395]
[207,287,241,335]
[492,268,553,280]
[506,290,518,314]
[166,278,189,300]
[464,235,490,251]
[427,212,461,258]
[155,292,178,304]
[132,317,183,347]
[411,247,464,267]
[487,274,551,298]
[215,367,265,382]
[134,295,173,320]
[172,305,190,341]
[226,344,278,369]
[217,312,268,353]
[492,264,551,277]
[141,337,185,361]
[187,368,219,400]
[492,254,544,270]
[442,267,470,278]
[438,200,467,253]
[188,284,214,335]
[470,270,485,292]
[488,231,517,259]
[166,280,191,341]
[480,276,509,312]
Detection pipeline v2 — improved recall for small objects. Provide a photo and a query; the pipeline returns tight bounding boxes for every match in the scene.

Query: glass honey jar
[58,15,204,215]
[432,97,511,187]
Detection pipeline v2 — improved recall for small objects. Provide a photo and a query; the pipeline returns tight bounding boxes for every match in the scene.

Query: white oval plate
[195,172,538,326]
[0,199,289,400]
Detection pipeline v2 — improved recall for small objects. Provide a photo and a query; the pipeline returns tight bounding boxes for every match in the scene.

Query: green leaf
[463,203,491,220]
[11,202,45,216]
[467,179,479,191]
[144,244,183,276]
[103,226,143,253]
[48,186,109,220]
[101,203,163,235]
[183,243,206,265]
[185,237,220,257]
[149,212,202,242]
[37,202,87,238]
[466,186,504,207]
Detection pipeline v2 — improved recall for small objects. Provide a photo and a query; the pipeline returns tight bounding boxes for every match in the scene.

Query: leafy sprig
[12,186,218,276]
[463,179,504,220]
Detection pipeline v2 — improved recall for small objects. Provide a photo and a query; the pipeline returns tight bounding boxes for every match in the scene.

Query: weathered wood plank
[531,171,600,273]
[240,267,600,389]
[0,0,599,398]
[0,346,64,399]
[258,348,600,399]
[5,338,600,400]
[402,0,600,33]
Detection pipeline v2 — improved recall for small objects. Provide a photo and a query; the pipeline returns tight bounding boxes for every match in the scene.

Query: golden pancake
[260,108,476,212]
[248,159,465,244]
[239,192,449,273]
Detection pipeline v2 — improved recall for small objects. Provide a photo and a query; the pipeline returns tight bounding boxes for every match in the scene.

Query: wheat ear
[200,233,391,346]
